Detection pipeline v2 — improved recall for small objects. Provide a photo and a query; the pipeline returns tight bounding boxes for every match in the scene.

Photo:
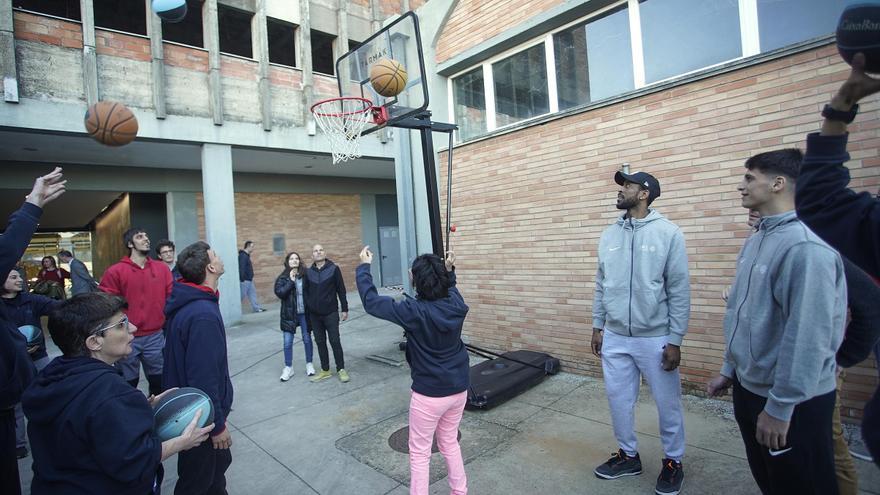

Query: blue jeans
[240,280,263,311]
[283,314,313,366]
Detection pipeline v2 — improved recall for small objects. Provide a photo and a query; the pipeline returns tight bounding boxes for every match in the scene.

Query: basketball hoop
[310,97,386,164]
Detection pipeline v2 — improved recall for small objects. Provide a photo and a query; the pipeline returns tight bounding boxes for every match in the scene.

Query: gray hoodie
[592,209,690,345]
[721,210,846,421]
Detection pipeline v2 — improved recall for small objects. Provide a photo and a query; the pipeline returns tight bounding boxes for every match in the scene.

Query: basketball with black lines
[369,58,408,98]
[84,101,139,147]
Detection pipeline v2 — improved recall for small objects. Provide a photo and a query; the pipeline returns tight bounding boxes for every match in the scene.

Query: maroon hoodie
[100,256,172,336]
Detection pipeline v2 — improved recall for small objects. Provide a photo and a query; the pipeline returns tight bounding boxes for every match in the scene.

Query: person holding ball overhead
[356,246,469,495]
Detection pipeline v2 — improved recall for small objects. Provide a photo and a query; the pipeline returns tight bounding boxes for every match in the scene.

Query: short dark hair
[123,227,146,250]
[177,241,212,284]
[745,149,802,181]
[243,240,254,249]
[1,266,25,295]
[155,239,175,256]
[57,250,73,259]
[49,292,127,357]
[411,254,450,301]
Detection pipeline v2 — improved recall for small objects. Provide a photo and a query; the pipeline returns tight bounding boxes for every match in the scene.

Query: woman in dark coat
[274,251,314,380]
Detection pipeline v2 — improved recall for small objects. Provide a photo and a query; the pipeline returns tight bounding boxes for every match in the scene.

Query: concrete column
[336,0,350,84]
[166,192,199,250]
[146,0,167,118]
[360,194,381,283]
[80,0,99,105]
[1,0,19,103]
[201,144,242,324]
[204,0,224,125]
[299,0,314,133]
[255,0,272,130]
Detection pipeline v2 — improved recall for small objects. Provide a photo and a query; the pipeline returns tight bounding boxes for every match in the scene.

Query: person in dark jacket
[794,53,880,467]
[164,241,234,495]
[357,247,469,495]
[0,167,65,495]
[306,244,350,383]
[155,240,181,281]
[2,267,59,459]
[238,240,265,313]
[274,251,314,380]
[21,292,212,495]
[57,250,98,295]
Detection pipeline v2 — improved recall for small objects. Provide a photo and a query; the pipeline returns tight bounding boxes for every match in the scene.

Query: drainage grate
[387,426,462,454]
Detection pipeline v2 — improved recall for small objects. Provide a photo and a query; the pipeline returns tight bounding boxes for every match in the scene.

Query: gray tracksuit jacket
[592,209,690,346]
[721,210,846,421]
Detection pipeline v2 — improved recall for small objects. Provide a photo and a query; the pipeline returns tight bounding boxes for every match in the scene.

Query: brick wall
[196,192,363,308]
[435,0,562,63]
[440,44,880,420]
[13,11,83,49]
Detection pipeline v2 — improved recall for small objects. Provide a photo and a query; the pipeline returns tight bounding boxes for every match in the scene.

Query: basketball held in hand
[837,3,880,73]
[84,101,139,147]
[369,58,408,98]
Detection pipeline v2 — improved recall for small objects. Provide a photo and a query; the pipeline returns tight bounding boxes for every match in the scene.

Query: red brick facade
[441,44,880,420]
[196,193,364,309]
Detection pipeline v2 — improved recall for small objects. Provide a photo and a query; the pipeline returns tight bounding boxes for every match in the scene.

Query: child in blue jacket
[356,247,469,495]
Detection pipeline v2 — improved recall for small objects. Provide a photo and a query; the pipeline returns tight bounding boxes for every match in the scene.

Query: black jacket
[837,258,880,368]
[357,264,470,397]
[305,260,348,315]
[1,291,59,361]
[238,250,254,282]
[22,356,163,495]
[0,202,42,409]
[274,271,309,333]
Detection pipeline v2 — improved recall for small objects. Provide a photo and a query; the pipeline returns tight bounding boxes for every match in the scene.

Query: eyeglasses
[91,315,129,337]
[159,250,174,255]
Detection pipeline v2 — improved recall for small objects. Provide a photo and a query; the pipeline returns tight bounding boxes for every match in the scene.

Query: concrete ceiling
[0,128,396,179]
[0,190,123,231]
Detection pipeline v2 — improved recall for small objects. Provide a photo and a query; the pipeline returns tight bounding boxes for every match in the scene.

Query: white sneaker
[306,362,316,376]
[280,366,293,381]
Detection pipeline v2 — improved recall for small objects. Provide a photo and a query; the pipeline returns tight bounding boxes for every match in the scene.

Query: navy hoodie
[2,292,60,361]
[0,202,43,409]
[306,259,349,316]
[163,281,233,435]
[21,356,162,494]
[356,263,469,397]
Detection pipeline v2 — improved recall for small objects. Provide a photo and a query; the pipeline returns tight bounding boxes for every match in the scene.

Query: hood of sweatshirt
[165,281,219,319]
[22,356,117,425]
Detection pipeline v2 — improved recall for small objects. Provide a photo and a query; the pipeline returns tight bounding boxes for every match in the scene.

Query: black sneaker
[16,446,28,459]
[594,449,642,479]
[655,458,684,495]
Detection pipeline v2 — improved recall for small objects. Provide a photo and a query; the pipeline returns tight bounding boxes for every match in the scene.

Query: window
[349,40,362,54]
[758,0,860,53]
[94,0,146,35]
[554,4,633,110]
[272,234,285,256]
[267,17,296,66]
[162,0,203,48]
[493,44,549,127]
[453,67,487,141]
[13,0,80,20]
[639,0,741,83]
[218,5,253,58]
[311,30,336,75]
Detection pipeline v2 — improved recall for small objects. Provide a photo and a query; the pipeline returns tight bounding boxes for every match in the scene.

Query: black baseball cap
[614,171,661,204]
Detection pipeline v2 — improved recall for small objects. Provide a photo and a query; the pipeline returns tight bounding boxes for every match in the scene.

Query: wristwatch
[821,103,859,124]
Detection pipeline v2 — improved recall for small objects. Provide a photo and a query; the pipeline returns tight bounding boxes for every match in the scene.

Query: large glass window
[639,0,741,83]
[267,17,296,67]
[554,4,633,110]
[311,30,336,75]
[453,67,487,141]
[94,0,146,35]
[13,0,80,20]
[218,5,253,58]
[758,0,860,53]
[162,0,203,48]
[493,44,549,127]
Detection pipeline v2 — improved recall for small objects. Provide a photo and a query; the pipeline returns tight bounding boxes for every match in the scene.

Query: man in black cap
[591,170,691,495]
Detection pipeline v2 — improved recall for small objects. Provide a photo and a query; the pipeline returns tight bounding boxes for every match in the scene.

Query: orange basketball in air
[369,58,408,98]
[84,101,139,147]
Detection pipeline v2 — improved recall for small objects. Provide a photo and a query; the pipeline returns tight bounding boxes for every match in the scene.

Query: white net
[311,98,374,164]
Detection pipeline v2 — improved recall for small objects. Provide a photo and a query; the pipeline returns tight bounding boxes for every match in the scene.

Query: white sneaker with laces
[280,366,293,381]
[306,362,316,376]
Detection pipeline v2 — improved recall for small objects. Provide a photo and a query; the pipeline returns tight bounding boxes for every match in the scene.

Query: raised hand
[359,246,373,264]
[835,52,880,108]
[26,167,66,208]
[444,251,456,271]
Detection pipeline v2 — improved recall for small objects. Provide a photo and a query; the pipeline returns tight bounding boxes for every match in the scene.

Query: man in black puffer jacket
[305,244,349,383]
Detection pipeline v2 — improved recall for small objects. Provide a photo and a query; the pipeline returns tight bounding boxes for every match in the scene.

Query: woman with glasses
[274,251,315,380]
[21,292,213,495]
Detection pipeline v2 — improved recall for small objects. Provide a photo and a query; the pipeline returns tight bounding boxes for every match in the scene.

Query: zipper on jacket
[628,217,635,337]
[729,228,766,357]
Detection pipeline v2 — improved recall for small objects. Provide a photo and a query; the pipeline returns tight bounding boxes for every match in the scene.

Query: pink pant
[408,390,468,495]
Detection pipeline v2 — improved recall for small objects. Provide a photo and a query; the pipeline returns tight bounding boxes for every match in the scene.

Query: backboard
[335,11,429,135]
